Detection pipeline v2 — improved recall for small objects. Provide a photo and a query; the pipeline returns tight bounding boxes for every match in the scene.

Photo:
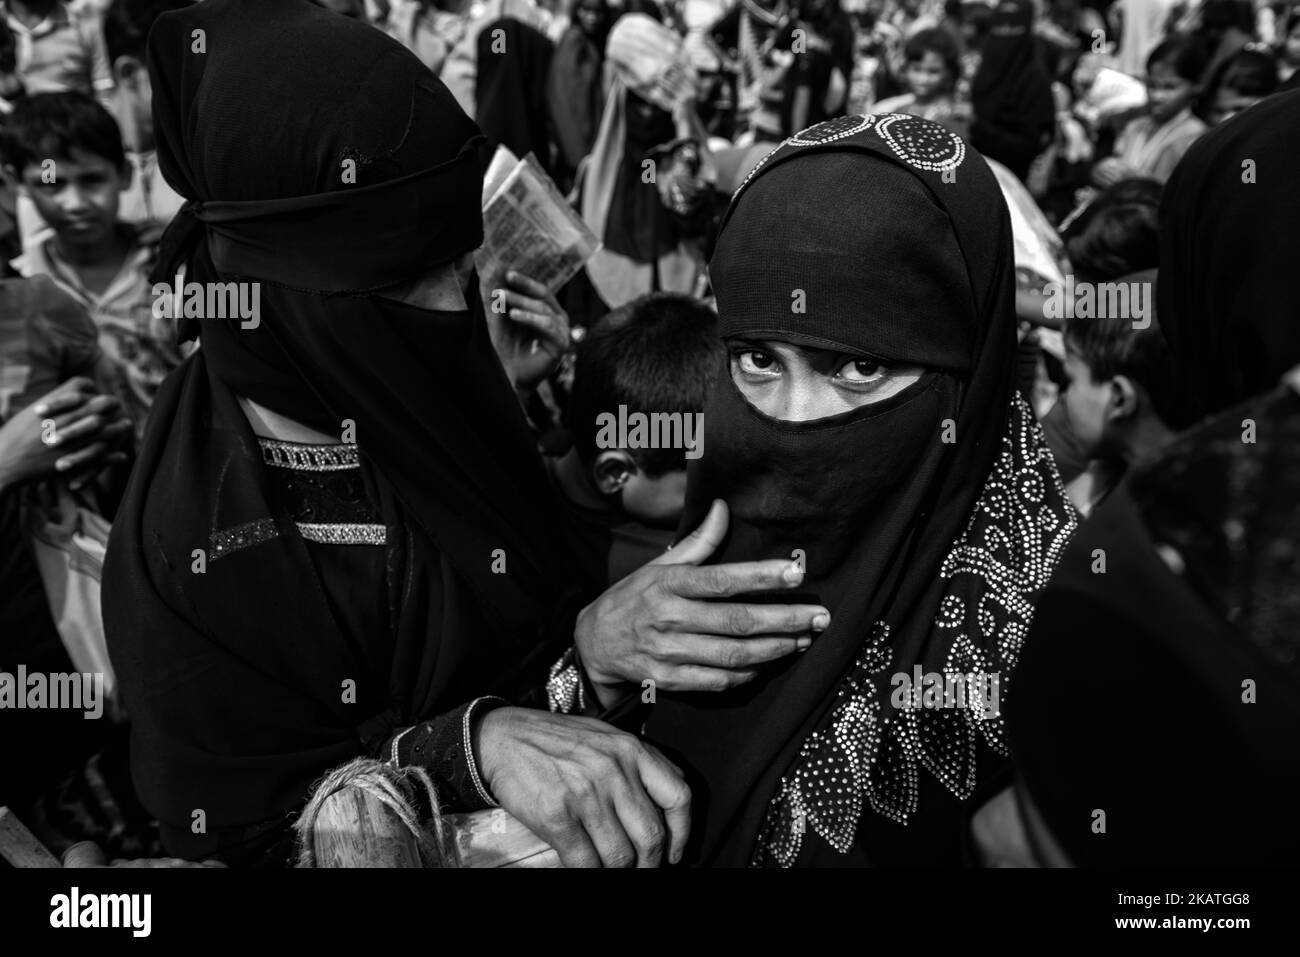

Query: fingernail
[32,404,47,415]
[796,636,812,651]
[782,563,804,585]
[811,613,830,631]
[55,458,71,471]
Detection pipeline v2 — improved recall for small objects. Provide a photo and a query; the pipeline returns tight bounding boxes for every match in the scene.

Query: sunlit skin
[906,50,954,102]
[729,339,926,421]
[1144,59,1196,125]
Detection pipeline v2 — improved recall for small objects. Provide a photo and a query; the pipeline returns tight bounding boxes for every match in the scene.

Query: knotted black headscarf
[104,0,575,850]
[643,115,1076,866]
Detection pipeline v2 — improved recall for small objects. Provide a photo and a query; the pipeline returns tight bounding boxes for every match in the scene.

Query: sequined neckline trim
[258,437,359,471]
[296,522,386,546]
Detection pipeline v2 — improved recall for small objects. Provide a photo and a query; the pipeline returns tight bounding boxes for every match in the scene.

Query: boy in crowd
[549,291,723,591]
[2,0,113,99]
[2,91,185,441]
[13,0,187,249]
[99,0,187,225]
[1058,296,1177,514]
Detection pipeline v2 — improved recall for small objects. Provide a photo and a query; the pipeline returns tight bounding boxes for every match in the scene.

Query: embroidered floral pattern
[754,392,1077,866]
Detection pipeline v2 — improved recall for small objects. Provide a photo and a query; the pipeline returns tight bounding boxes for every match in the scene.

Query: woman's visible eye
[836,358,888,384]
[736,349,780,376]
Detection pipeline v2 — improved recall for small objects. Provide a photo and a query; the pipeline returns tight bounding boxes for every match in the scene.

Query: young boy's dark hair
[1146,35,1210,85]
[903,26,962,91]
[568,292,723,478]
[1063,178,1162,283]
[0,91,127,173]
[1064,315,1177,423]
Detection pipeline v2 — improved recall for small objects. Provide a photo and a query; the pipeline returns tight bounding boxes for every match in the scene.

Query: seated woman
[569,113,1079,866]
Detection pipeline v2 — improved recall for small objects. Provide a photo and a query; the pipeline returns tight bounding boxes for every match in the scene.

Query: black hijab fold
[1156,87,1300,430]
[643,114,1076,866]
[104,0,575,845]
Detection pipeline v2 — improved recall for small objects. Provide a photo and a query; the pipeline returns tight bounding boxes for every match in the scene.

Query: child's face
[622,466,689,527]
[906,51,951,100]
[729,339,925,421]
[22,149,128,249]
[1145,60,1195,123]
[1287,22,1300,65]
[574,0,608,37]
[1207,86,1263,126]
[1060,346,1115,457]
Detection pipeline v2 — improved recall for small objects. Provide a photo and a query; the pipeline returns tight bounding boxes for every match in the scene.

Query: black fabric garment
[970,0,1055,181]
[603,92,680,264]
[1156,87,1300,431]
[103,0,578,856]
[475,17,554,168]
[642,114,1076,867]
[547,24,606,174]
[1008,384,1300,866]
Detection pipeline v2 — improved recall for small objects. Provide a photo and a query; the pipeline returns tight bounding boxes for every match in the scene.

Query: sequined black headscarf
[643,115,1077,867]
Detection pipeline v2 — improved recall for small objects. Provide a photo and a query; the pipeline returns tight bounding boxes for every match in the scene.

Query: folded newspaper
[476,146,600,299]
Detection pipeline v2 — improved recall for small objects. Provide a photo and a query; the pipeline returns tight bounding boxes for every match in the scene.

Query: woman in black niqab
[103,0,577,863]
[642,114,1078,866]
[970,0,1056,181]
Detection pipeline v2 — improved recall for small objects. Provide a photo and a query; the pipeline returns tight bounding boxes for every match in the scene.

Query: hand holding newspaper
[476,146,601,304]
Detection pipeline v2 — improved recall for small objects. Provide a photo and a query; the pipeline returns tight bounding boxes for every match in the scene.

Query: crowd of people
[0,0,1297,869]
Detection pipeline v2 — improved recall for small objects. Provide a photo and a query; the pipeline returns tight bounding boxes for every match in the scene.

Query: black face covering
[104,0,577,847]
[691,371,952,581]
[641,114,1077,867]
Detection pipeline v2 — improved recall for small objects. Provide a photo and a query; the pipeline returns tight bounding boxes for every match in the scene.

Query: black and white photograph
[0,0,1293,939]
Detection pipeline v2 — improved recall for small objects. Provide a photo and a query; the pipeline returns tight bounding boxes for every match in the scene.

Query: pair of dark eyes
[734,349,887,384]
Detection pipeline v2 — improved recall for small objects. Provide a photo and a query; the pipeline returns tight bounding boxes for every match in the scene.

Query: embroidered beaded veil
[642,114,1078,867]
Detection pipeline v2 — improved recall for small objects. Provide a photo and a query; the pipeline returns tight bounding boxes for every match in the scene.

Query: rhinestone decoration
[754,392,1079,866]
[874,113,966,174]
[295,522,385,546]
[259,437,360,471]
[546,649,587,714]
[787,113,876,147]
[209,518,278,562]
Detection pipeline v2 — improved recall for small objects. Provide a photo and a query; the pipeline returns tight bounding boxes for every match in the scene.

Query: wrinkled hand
[475,707,690,868]
[483,270,573,394]
[575,499,831,709]
[0,377,131,493]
